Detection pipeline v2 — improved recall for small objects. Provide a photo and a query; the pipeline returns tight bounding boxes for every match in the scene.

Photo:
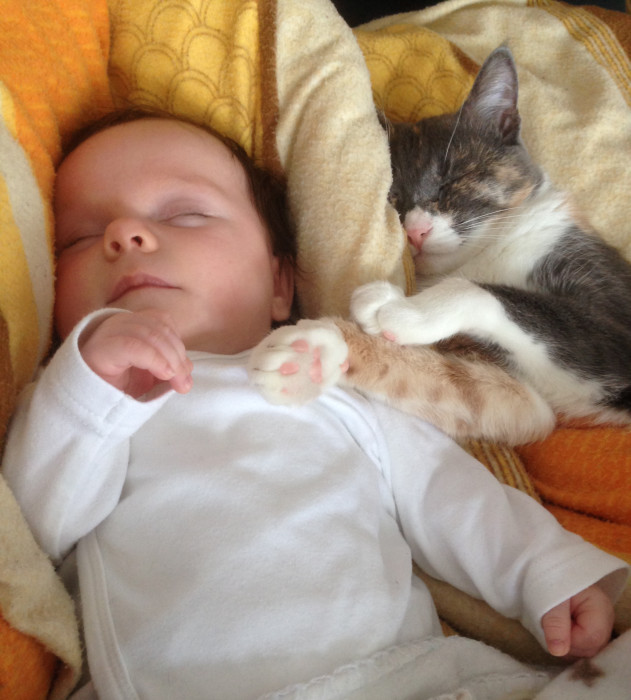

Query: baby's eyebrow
[159,174,227,196]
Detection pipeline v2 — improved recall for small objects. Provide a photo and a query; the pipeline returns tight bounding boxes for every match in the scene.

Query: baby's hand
[541,584,614,658]
[248,319,349,405]
[80,310,193,399]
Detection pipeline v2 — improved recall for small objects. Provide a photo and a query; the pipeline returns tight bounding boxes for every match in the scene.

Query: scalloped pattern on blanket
[108,0,264,160]
[354,24,477,120]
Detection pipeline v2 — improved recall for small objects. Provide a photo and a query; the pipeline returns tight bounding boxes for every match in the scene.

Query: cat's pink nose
[406,222,432,251]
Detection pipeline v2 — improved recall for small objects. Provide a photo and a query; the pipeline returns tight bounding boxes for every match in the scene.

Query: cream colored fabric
[274,0,409,318]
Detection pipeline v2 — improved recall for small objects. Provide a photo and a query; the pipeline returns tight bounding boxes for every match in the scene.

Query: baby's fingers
[542,599,571,657]
[566,585,614,658]
[124,314,192,392]
[81,311,192,394]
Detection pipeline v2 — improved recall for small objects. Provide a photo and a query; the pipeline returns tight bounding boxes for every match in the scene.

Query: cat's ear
[461,46,520,144]
[377,110,391,135]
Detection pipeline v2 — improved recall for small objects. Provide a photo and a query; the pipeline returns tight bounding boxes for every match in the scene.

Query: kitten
[352,46,631,426]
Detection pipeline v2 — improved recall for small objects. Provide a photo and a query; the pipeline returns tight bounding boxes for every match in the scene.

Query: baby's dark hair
[60,107,298,277]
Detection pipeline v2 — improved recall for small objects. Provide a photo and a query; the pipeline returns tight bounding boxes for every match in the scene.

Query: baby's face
[54,119,293,354]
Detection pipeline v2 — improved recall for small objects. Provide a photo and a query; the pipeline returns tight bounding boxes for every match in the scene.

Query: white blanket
[264,630,631,700]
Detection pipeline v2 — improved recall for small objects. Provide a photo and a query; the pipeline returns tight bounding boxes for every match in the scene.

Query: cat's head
[383,46,543,277]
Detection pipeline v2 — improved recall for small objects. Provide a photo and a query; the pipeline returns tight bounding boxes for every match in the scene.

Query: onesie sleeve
[369,401,629,648]
[2,310,172,562]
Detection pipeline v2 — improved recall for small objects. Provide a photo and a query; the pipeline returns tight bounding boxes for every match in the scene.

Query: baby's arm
[80,309,193,398]
[3,308,187,560]
[541,583,615,658]
[370,401,628,658]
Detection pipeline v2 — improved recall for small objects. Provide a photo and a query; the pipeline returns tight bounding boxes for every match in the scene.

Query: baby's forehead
[58,117,248,191]
[74,118,235,161]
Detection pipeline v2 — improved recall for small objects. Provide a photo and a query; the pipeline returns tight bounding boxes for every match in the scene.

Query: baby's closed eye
[163,213,212,227]
[56,230,102,254]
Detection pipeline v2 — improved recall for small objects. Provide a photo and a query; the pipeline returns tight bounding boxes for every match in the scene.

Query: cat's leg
[351,278,507,346]
[248,319,349,404]
[336,319,555,444]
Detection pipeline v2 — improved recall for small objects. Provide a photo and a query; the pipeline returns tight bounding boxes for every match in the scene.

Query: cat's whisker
[458,219,526,233]
[457,218,527,235]
[460,219,530,233]
[443,105,464,167]
[456,208,525,228]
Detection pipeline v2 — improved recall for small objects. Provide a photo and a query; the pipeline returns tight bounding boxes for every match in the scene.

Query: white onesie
[3,311,627,700]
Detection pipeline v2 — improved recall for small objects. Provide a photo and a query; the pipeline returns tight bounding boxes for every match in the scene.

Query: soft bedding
[0,0,629,697]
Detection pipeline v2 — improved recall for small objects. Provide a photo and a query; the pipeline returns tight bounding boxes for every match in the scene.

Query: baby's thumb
[541,599,571,656]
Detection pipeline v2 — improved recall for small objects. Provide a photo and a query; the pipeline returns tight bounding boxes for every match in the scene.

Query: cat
[351,45,631,427]
[249,46,631,443]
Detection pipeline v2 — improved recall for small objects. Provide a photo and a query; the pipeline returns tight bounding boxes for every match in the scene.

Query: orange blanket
[518,427,631,562]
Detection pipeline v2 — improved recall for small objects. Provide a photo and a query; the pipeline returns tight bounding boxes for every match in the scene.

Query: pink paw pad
[308,348,323,384]
[291,339,310,353]
[280,361,300,376]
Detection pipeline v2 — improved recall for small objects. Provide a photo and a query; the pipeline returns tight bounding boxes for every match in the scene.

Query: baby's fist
[80,310,193,398]
[542,584,614,658]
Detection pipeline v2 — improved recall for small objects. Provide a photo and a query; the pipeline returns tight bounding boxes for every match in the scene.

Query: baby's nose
[103,218,158,256]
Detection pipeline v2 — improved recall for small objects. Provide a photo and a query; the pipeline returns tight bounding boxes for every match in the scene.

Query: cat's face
[384,47,542,277]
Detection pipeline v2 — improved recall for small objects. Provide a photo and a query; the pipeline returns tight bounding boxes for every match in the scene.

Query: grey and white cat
[249,46,631,442]
[353,45,631,426]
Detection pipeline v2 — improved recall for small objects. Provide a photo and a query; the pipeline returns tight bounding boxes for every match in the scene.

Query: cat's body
[352,46,631,426]
[249,47,631,444]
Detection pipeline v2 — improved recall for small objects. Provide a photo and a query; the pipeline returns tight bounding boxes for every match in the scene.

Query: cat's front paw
[248,319,349,405]
[350,281,406,338]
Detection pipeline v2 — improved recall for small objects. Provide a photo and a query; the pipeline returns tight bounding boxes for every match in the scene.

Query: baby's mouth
[108,274,176,304]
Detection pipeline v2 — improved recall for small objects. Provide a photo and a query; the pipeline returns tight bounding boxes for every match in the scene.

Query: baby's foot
[248,319,349,405]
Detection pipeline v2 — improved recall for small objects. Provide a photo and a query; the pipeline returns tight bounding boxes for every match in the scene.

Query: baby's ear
[271,258,295,322]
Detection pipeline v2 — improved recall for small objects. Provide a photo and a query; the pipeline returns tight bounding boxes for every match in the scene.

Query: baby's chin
[183,326,274,357]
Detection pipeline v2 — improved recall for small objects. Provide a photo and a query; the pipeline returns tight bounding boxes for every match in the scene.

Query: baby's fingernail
[548,640,569,657]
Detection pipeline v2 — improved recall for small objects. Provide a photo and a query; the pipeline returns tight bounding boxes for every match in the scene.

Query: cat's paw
[350,281,407,339]
[352,277,493,346]
[248,319,349,405]
[351,281,429,344]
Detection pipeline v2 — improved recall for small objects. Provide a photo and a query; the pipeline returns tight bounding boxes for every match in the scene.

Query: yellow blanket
[0,0,630,696]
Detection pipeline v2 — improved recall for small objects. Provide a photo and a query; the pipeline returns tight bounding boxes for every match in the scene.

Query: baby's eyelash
[57,233,101,253]
[163,213,211,227]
